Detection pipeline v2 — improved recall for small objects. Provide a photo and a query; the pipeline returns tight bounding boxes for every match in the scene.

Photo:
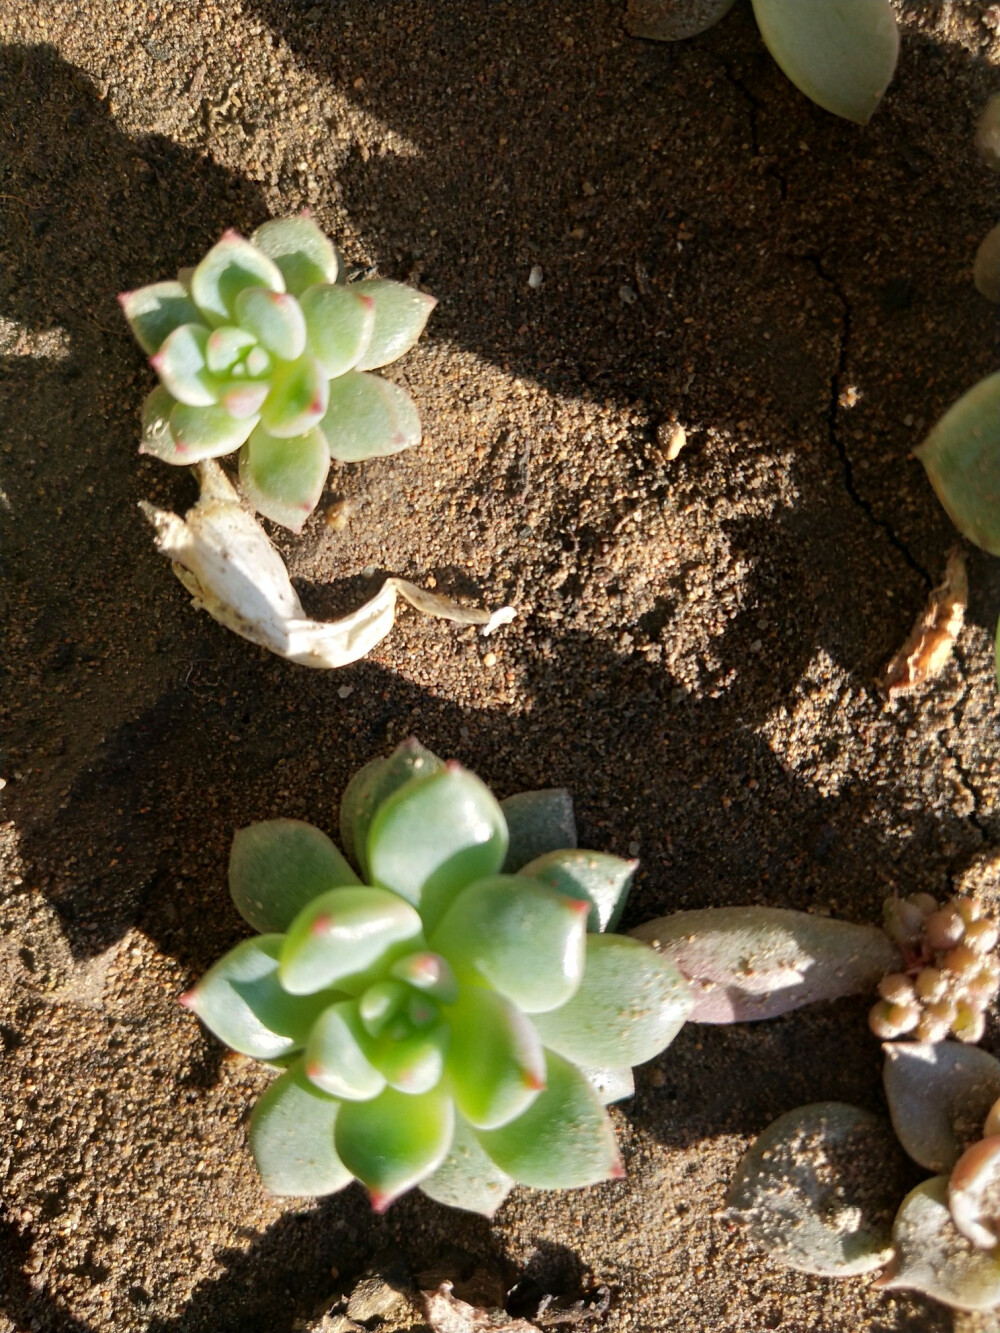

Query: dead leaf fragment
[881,547,967,697]
[423,1283,537,1333]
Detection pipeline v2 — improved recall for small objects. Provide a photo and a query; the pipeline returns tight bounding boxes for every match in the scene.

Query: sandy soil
[2,1,999,1329]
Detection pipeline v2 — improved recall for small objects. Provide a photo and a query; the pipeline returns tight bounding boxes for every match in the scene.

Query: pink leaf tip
[178,989,197,1009]
[310,913,332,936]
[369,1190,397,1215]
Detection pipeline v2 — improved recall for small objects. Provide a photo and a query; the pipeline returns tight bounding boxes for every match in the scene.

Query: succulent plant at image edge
[120,216,436,531]
[180,741,693,1215]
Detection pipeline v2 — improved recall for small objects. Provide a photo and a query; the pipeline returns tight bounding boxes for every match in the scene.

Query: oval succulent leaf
[500,789,578,873]
[249,1060,352,1196]
[431,875,588,1014]
[304,999,386,1101]
[419,1113,513,1218]
[239,424,331,533]
[369,1021,449,1096]
[170,401,258,460]
[229,818,360,934]
[251,216,340,295]
[585,1065,635,1106]
[300,284,376,378]
[339,739,444,877]
[973,224,1000,304]
[624,0,736,40]
[120,280,200,355]
[751,0,899,124]
[474,1051,621,1189]
[915,372,1000,555]
[353,279,437,370]
[280,886,423,996]
[234,287,308,362]
[190,230,285,327]
[883,1041,1000,1174]
[320,371,421,462]
[151,323,218,408]
[445,986,546,1130]
[879,1177,1000,1311]
[521,849,636,934]
[334,1084,454,1210]
[259,355,329,439]
[531,934,692,1067]
[205,325,257,374]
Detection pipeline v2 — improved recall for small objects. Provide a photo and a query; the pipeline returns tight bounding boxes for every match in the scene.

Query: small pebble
[482,651,497,667]
[337,684,354,699]
[528,265,544,289]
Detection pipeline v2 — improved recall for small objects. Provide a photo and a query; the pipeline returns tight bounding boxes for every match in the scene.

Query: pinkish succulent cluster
[870,894,1000,1044]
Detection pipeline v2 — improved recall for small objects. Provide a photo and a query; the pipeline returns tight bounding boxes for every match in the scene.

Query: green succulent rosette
[121,217,436,532]
[181,740,692,1215]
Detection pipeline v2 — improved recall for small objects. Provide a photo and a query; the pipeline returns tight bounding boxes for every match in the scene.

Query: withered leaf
[882,547,967,697]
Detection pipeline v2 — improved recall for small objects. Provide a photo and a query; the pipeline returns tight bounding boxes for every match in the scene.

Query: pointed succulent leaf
[585,1066,635,1105]
[431,875,588,1014]
[249,1060,352,1196]
[389,951,458,1003]
[259,355,329,439]
[500,789,577,873]
[521,849,635,933]
[367,765,508,931]
[139,385,182,462]
[445,986,546,1129]
[352,279,437,370]
[181,935,335,1060]
[879,1177,1000,1311]
[190,230,285,326]
[229,818,360,934]
[251,216,340,295]
[220,380,271,420]
[168,401,257,460]
[370,1020,449,1095]
[234,287,308,361]
[280,886,423,996]
[474,1051,620,1189]
[339,739,444,876]
[320,371,422,463]
[750,0,899,124]
[725,1102,901,1276]
[915,374,1000,555]
[531,934,692,1067]
[631,907,901,1022]
[239,424,330,533]
[624,0,736,40]
[304,999,386,1100]
[883,1041,1000,1174]
[120,280,201,355]
[300,284,376,377]
[151,322,219,407]
[420,1113,514,1218]
[334,1084,454,1210]
[205,325,257,374]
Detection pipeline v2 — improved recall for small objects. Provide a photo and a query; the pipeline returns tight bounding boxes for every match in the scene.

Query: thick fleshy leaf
[431,875,588,1014]
[120,280,200,355]
[367,765,508,931]
[352,279,437,370]
[251,216,340,295]
[279,886,423,996]
[151,322,218,407]
[169,401,257,460]
[883,1041,1000,1174]
[339,739,444,877]
[234,287,307,361]
[631,907,901,1022]
[205,325,257,374]
[500,790,577,873]
[915,373,1000,556]
[139,385,182,463]
[879,1177,1000,1311]
[474,1051,620,1189]
[974,224,1000,304]
[239,424,330,533]
[624,0,736,41]
[304,1000,385,1100]
[370,1020,449,1095]
[190,231,285,327]
[420,1113,513,1217]
[532,934,692,1067]
[389,951,458,1003]
[229,818,360,934]
[751,0,899,124]
[334,1084,454,1210]
[259,356,329,439]
[585,1066,635,1105]
[725,1103,901,1276]
[445,986,546,1129]
[181,935,335,1060]
[320,371,422,463]
[521,850,636,933]
[219,380,271,421]
[300,284,375,377]
[249,1061,352,1196]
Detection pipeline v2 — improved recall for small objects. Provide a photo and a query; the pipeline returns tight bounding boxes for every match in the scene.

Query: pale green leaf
[334,1084,454,1210]
[500,789,577,873]
[169,401,257,460]
[338,739,443,877]
[249,1060,352,1196]
[300,283,375,377]
[352,279,437,370]
[252,216,340,295]
[190,230,285,326]
[259,355,329,439]
[420,1114,513,1218]
[521,849,635,933]
[445,986,545,1129]
[151,322,219,407]
[238,424,330,532]
[234,287,307,361]
[279,886,422,996]
[880,1177,1000,1311]
[304,999,386,1100]
[320,371,421,463]
[229,818,359,934]
[915,373,1000,556]
[120,280,200,355]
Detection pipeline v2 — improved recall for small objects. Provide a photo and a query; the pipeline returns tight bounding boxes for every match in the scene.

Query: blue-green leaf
[120,280,200,355]
[500,789,577,872]
[251,216,340,295]
[300,284,375,377]
[190,230,285,326]
[249,1060,352,1196]
[229,818,360,934]
[334,1084,454,1211]
[915,373,1000,556]
[353,279,437,370]
[420,1114,513,1218]
[320,371,421,463]
[279,886,422,996]
[238,423,331,532]
[519,849,635,933]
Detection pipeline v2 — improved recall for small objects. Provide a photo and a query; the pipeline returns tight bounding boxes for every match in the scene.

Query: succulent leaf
[585,1065,635,1105]
[233,287,308,362]
[259,355,329,439]
[431,875,588,1014]
[624,0,736,40]
[120,280,200,355]
[353,279,437,370]
[169,401,258,460]
[444,985,546,1129]
[320,371,422,463]
[879,1177,1000,1311]
[973,224,1000,304]
[750,0,899,124]
[883,1041,1000,1174]
[190,231,285,327]
[229,818,360,934]
[300,284,376,378]
[251,216,340,295]
[367,765,508,930]
[949,1137,1000,1251]
[238,424,331,533]
[279,886,423,996]
[369,1019,449,1095]
[139,385,182,463]
[205,325,258,374]
[219,380,271,421]
[304,999,386,1100]
[389,951,459,1003]
[339,739,444,877]
[531,934,692,1067]
[334,1084,454,1209]
[499,789,578,873]
[520,849,636,933]
[249,1060,352,1196]
[151,323,219,408]
[419,1113,514,1218]
[474,1051,620,1189]
[915,373,1000,555]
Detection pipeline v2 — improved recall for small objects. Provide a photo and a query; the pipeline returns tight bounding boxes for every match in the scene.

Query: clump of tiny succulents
[180,740,693,1215]
[120,216,435,532]
[626,0,898,124]
[871,893,1000,1045]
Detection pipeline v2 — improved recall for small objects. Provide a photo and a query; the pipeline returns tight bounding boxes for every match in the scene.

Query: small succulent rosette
[181,741,692,1215]
[120,217,436,531]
